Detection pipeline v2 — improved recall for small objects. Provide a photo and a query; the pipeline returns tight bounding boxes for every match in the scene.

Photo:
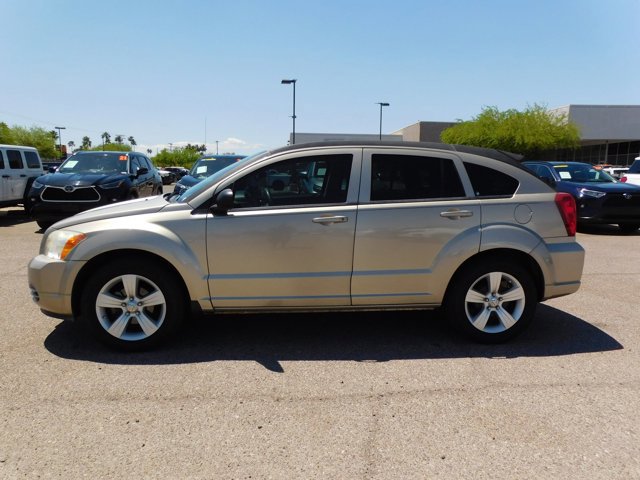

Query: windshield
[58,152,129,174]
[174,151,267,203]
[553,164,616,183]
[190,155,246,179]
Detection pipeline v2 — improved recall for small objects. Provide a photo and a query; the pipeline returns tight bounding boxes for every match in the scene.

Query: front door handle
[312,215,348,225]
[440,209,473,219]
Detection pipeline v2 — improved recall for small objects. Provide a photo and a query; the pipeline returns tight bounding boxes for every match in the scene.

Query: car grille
[603,193,640,208]
[41,186,101,202]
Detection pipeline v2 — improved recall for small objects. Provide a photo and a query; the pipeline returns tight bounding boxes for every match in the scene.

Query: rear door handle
[312,215,348,225]
[440,209,473,219]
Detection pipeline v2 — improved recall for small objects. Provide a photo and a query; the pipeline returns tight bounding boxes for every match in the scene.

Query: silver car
[28,142,585,350]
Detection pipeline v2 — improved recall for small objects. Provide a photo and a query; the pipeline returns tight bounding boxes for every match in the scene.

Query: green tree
[152,147,201,168]
[0,122,15,144]
[101,132,111,146]
[91,142,131,152]
[81,136,92,150]
[68,140,75,151]
[9,125,60,158]
[440,104,580,157]
[114,134,124,144]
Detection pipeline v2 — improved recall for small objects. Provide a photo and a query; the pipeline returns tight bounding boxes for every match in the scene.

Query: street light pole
[281,79,297,144]
[216,140,219,155]
[376,103,389,140]
[54,126,66,156]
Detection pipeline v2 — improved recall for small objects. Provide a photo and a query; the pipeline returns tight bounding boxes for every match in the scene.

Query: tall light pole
[216,140,219,155]
[54,126,66,156]
[376,103,389,140]
[281,79,297,144]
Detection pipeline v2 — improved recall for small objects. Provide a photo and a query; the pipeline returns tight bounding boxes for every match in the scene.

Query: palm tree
[146,148,152,155]
[114,135,124,144]
[81,136,92,149]
[68,140,75,152]
[101,132,111,147]
[128,136,137,151]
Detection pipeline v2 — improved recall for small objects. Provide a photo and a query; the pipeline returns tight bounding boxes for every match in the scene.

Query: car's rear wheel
[444,260,537,343]
[618,223,639,234]
[80,261,186,350]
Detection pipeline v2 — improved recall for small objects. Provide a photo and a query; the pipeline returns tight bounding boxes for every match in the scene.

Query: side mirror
[135,167,149,177]
[211,188,234,215]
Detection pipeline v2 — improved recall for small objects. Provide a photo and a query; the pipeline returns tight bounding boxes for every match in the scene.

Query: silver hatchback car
[28,142,585,350]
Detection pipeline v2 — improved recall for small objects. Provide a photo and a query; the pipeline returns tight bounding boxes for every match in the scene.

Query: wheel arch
[443,248,545,304]
[71,249,190,320]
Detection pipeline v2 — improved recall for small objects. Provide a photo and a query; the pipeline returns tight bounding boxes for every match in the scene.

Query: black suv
[27,151,163,229]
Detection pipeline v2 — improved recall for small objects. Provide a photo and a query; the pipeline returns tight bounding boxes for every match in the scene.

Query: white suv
[0,144,43,210]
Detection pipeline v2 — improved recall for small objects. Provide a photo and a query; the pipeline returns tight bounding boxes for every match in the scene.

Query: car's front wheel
[444,260,538,343]
[80,261,186,350]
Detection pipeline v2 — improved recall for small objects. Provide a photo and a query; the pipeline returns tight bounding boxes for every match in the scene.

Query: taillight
[620,176,628,183]
[554,192,577,236]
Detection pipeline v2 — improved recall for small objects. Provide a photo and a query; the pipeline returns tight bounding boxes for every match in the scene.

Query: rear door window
[370,154,465,201]
[463,162,519,197]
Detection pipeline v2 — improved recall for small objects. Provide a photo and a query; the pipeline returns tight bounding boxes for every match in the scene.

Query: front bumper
[28,255,86,318]
[577,194,640,224]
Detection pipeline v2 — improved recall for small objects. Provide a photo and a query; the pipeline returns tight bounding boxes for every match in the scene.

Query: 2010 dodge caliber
[28,142,585,350]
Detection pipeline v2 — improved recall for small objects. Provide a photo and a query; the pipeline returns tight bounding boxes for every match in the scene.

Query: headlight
[579,189,606,199]
[44,230,87,260]
[100,180,124,189]
[32,180,44,189]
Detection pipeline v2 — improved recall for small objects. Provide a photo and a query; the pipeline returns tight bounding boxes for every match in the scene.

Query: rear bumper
[532,240,585,301]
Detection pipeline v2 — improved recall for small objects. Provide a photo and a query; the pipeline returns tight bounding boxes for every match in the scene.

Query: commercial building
[395,106,640,165]
[289,105,640,165]
[548,105,640,165]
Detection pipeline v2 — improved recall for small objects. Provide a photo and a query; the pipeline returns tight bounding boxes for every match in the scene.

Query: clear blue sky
[2,0,639,155]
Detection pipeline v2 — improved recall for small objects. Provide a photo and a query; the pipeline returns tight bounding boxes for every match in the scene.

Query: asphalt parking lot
[1,203,639,479]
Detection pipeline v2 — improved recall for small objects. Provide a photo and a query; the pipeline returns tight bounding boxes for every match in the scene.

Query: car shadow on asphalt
[43,304,623,372]
[0,208,34,227]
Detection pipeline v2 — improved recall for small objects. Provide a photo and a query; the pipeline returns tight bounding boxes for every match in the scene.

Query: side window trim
[7,150,24,169]
[214,149,363,211]
[360,148,471,203]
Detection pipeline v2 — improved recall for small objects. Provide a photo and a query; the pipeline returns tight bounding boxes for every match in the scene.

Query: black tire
[618,223,639,234]
[36,220,54,230]
[80,260,186,350]
[444,259,538,343]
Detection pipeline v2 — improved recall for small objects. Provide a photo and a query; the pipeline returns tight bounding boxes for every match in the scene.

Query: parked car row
[523,161,640,233]
[172,155,246,196]
[26,151,164,230]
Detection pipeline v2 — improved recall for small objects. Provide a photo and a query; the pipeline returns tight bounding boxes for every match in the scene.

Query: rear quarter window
[464,162,519,197]
[24,151,41,169]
